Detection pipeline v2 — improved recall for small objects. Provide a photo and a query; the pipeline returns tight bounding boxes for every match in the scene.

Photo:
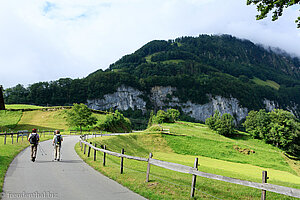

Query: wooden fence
[79,137,300,199]
[0,130,55,144]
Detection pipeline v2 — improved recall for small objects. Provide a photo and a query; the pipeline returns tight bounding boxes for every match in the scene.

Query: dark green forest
[4,34,300,120]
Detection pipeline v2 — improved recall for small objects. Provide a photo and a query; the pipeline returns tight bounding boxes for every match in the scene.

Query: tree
[247,0,300,28]
[243,109,300,156]
[148,109,180,126]
[205,110,221,130]
[0,85,5,110]
[206,111,236,137]
[148,110,154,128]
[96,110,131,133]
[268,109,299,154]
[155,110,168,124]
[167,109,180,122]
[66,103,97,132]
[243,110,270,139]
[216,113,236,137]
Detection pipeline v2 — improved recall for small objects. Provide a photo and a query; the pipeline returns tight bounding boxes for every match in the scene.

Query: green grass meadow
[0,105,299,199]
[76,125,300,199]
[0,110,23,131]
[252,77,280,90]
[5,104,44,110]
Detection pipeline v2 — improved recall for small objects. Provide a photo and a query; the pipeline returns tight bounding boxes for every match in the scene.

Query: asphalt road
[2,136,146,200]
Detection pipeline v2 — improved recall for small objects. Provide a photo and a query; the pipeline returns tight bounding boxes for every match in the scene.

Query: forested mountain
[4,34,300,123]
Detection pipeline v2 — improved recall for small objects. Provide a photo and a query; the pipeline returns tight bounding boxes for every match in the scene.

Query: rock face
[87,85,146,112]
[86,85,299,122]
[150,86,248,122]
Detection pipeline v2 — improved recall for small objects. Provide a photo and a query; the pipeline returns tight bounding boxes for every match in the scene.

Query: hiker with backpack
[28,128,39,162]
[53,130,63,161]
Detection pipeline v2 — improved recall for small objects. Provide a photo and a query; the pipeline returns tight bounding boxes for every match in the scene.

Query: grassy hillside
[5,35,300,123]
[76,122,300,200]
[15,110,68,131]
[252,77,280,90]
[2,104,107,132]
[0,110,22,131]
[162,122,295,174]
[5,104,44,109]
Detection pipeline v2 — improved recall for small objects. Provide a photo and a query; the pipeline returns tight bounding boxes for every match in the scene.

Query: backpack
[30,133,38,144]
[56,134,62,145]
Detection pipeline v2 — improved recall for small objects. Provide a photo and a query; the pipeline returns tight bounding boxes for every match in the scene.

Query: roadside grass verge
[0,134,52,198]
[0,110,22,131]
[75,132,299,199]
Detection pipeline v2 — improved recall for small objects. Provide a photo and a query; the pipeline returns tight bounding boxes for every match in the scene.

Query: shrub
[206,111,236,137]
[96,110,132,133]
[148,109,180,127]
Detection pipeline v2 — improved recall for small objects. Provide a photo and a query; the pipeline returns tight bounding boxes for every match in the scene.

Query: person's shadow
[35,160,83,164]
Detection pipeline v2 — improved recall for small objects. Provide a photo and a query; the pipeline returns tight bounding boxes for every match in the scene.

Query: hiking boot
[57,159,60,161]
[32,157,36,162]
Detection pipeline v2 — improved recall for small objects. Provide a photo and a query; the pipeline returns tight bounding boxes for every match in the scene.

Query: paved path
[2,136,146,200]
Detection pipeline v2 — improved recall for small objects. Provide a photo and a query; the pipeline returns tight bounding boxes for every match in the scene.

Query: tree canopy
[247,0,300,28]
[66,103,97,132]
[96,110,131,133]
[243,109,300,156]
[205,111,236,137]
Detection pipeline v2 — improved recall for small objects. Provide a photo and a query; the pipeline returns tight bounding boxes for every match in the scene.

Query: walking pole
[38,145,44,156]
[39,144,47,155]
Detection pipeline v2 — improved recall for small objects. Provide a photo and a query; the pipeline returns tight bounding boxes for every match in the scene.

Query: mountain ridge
[4,34,300,126]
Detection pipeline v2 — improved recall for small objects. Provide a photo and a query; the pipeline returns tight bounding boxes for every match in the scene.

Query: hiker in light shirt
[53,130,63,161]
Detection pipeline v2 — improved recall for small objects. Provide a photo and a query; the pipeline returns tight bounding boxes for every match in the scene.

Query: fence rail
[79,137,300,199]
[0,130,54,144]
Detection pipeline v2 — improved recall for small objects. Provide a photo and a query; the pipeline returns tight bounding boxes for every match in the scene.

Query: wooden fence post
[80,141,83,151]
[11,133,13,144]
[146,153,153,182]
[261,171,268,200]
[191,157,199,198]
[120,149,125,174]
[103,145,106,166]
[16,134,18,143]
[94,144,97,161]
[4,133,6,144]
[84,144,87,154]
[87,142,92,157]
[22,133,23,141]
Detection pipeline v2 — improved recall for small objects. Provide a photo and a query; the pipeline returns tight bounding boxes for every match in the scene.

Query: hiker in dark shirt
[53,130,63,161]
[28,128,39,162]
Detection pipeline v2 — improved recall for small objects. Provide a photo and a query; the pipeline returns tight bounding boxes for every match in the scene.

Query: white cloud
[0,0,299,88]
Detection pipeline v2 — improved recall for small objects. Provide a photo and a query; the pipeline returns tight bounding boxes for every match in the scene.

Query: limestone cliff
[87,85,298,122]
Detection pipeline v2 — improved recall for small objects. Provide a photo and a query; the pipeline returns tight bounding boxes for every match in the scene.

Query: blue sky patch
[43,1,56,14]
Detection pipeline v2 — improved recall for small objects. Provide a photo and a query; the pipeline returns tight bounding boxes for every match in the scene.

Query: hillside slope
[4,34,300,125]
[77,122,300,199]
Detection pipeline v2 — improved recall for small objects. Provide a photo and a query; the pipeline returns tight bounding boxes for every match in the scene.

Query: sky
[0,0,299,89]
